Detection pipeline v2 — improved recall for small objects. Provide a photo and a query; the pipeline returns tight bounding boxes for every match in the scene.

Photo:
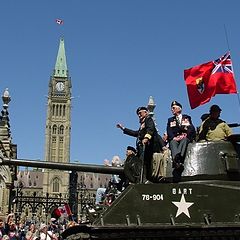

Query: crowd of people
[0,214,78,240]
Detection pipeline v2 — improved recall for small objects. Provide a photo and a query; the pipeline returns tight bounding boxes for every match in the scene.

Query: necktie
[176,116,181,126]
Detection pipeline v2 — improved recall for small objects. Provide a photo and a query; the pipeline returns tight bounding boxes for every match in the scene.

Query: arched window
[59,125,64,135]
[52,178,60,192]
[52,125,57,134]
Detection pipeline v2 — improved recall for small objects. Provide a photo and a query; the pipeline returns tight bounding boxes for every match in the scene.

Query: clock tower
[43,38,72,195]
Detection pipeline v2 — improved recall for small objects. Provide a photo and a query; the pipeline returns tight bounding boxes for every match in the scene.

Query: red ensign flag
[184,52,237,109]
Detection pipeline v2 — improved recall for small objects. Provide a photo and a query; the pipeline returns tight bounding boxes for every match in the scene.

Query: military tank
[1,132,240,239]
[62,133,240,240]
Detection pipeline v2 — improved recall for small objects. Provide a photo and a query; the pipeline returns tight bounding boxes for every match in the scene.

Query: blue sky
[1,0,240,164]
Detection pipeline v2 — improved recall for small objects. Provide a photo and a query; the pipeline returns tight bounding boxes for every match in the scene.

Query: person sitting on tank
[167,100,196,182]
[195,113,209,140]
[123,146,142,184]
[198,104,232,142]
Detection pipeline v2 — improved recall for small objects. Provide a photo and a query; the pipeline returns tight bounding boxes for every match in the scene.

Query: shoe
[172,164,184,183]
[175,162,184,170]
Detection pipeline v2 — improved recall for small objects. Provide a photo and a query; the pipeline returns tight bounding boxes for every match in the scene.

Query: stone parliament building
[0,38,111,221]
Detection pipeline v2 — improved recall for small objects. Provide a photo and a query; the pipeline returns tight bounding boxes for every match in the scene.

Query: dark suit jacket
[123,115,164,154]
[167,114,196,142]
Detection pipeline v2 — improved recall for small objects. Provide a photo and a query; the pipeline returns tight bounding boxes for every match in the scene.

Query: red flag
[63,203,72,215]
[56,19,64,25]
[184,52,237,109]
[52,203,72,220]
[53,203,72,219]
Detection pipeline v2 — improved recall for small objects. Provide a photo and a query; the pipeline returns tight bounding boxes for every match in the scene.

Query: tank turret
[166,139,240,181]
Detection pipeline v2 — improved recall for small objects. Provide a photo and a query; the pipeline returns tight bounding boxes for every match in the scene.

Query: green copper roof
[54,38,68,77]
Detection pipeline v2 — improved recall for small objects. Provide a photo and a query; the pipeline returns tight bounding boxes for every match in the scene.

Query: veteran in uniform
[198,104,232,141]
[167,101,196,182]
[117,106,164,183]
[123,146,141,184]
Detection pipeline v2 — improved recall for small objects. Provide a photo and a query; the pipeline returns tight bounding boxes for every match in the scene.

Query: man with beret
[123,146,142,183]
[198,104,232,141]
[117,106,164,183]
[127,145,137,154]
[167,100,196,182]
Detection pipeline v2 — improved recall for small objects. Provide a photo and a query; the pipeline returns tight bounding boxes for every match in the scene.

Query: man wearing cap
[123,146,142,183]
[167,101,196,182]
[198,104,232,141]
[117,106,164,183]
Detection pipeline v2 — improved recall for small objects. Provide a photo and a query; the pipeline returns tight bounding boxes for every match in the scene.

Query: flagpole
[224,24,240,114]
[224,24,230,51]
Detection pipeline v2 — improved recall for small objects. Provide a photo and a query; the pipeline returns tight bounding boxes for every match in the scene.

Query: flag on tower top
[56,19,64,25]
[184,52,237,109]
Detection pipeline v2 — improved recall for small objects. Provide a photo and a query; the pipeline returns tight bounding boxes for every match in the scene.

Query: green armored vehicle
[2,133,240,239]
[62,135,240,240]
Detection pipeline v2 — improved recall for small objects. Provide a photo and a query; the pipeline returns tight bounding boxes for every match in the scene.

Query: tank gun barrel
[0,157,124,174]
[229,123,240,128]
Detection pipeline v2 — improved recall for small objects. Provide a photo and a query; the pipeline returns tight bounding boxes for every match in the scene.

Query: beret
[136,106,148,114]
[127,146,137,154]
[210,104,222,113]
[171,100,182,108]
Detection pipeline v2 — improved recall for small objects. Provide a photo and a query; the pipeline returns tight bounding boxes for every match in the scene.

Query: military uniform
[124,153,141,183]
[167,114,195,157]
[167,101,196,182]
[123,111,164,182]
[198,104,232,141]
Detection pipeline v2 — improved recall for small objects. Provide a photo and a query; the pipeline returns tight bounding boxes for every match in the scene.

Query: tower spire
[54,38,68,78]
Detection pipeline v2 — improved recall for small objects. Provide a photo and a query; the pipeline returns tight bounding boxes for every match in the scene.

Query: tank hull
[62,224,240,239]
[62,181,240,239]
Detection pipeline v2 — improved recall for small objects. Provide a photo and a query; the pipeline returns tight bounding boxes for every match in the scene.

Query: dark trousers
[170,138,189,183]
[169,138,189,161]
[137,144,153,183]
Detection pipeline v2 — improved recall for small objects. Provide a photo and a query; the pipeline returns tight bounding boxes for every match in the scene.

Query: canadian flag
[53,203,72,219]
[55,19,64,25]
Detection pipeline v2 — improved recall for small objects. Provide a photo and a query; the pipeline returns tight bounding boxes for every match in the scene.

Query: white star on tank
[172,194,194,218]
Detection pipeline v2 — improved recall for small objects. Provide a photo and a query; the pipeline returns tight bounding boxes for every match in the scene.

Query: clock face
[56,82,65,92]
